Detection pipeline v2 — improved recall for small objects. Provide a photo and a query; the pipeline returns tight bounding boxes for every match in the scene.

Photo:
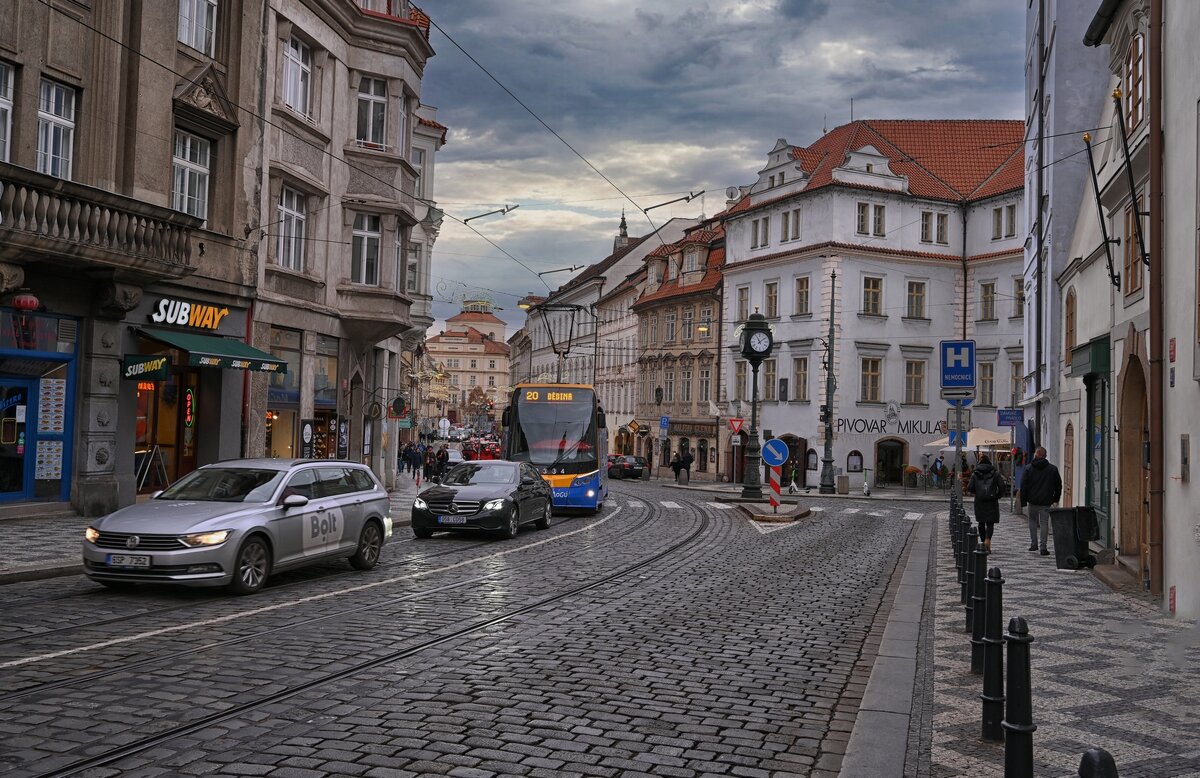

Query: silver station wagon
[82,459,393,594]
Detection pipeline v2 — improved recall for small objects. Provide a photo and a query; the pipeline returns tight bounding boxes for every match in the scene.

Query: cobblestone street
[0,482,930,778]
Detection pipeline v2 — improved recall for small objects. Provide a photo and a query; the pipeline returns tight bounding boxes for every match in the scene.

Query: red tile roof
[427,325,511,355]
[554,235,651,294]
[730,120,1024,212]
[446,310,505,326]
[633,245,726,309]
[417,115,449,144]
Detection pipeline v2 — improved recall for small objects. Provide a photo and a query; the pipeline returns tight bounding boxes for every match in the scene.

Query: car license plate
[437,516,467,525]
[106,554,151,568]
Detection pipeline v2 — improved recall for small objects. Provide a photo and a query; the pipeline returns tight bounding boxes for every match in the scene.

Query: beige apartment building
[423,302,510,427]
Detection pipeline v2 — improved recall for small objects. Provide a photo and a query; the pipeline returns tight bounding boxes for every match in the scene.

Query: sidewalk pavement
[659,478,951,503]
[930,510,1200,776]
[0,471,426,585]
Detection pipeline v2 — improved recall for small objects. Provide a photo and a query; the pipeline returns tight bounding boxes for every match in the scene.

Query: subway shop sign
[122,355,171,380]
[149,297,230,331]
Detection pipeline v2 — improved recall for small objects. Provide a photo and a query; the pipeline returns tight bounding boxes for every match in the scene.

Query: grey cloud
[778,0,830,22]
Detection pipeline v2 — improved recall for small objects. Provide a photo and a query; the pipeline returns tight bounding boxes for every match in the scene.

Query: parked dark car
[412,461,553,539]
[607,455,646,479]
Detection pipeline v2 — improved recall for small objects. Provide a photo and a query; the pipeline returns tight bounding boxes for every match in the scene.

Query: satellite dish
[725,186,740,200]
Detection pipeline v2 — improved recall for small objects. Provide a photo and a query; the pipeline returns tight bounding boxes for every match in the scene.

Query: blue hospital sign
[940,340,977,389]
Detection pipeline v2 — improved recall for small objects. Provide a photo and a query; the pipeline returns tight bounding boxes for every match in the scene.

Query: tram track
[26,501,709,778]
[0,500,658,702]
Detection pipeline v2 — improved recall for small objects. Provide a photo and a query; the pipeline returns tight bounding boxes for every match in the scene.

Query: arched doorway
[779,434,807,487]
[1118,357,1149,583]
[875,438,906,484]
[697,439,709,473]
[1063,422,1074,507]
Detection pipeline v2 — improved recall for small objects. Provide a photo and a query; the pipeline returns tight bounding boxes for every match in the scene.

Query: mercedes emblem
[445,503,457,514]
[125,535,140,549]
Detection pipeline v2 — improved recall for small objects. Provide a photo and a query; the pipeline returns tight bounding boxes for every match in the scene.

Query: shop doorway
[135,368,200,492]
[0,380,33,498]
[1118,358,1149,583]
[875,439,906,484]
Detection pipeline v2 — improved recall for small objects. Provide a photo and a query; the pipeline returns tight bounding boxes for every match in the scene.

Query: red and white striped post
[769,465,781,512]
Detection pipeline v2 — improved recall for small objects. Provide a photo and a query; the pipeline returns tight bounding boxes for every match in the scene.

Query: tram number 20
[525,390,539,401]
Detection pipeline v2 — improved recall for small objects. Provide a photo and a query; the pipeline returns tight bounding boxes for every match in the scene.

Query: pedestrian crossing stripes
[843,508,861,514]
[704,502,735,510]
[626,500,644,508]
[659,501,682,509]
[903,512,923,521]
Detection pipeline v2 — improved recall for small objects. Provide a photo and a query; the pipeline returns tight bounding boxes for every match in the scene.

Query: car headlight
[85,527,100,543]
[180,530,231,547]
[484,498,506,511]
[413,497,427,510]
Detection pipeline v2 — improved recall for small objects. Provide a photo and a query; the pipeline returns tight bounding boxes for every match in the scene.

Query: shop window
[807,448,818,471]
[847,450,864,472]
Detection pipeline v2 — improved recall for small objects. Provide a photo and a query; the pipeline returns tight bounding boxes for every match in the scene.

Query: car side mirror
[281,494,309,509]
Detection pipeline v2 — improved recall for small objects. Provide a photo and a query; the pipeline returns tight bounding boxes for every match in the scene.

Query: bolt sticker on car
[303,506,344,554]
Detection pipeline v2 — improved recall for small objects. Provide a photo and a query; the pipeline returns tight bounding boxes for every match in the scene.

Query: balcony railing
[0,162,199,279]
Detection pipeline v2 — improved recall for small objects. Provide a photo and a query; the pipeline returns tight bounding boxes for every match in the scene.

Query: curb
[838,513,933,777]
[658,482,950,503]
[0,560,83,585]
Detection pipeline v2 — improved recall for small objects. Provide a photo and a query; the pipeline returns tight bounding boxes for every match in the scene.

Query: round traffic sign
[762,438,789,467]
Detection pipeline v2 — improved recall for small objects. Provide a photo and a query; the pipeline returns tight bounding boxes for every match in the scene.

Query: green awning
[139,328,287,374]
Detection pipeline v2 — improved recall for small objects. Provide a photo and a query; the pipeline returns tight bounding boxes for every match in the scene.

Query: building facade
[720,122,1025,489]
[633,221,726,480]
[423,302,509,428]
[246,0,436,488]
[594,270,642,456]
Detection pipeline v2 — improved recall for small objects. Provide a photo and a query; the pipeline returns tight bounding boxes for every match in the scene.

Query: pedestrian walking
[1019,446,1063,556]
[670,452,681,482]
[966,454,1006,553]
[681,449,694,475]
[932,455,944,488]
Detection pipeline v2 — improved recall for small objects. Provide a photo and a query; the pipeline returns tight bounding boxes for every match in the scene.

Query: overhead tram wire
[34,0,551,291]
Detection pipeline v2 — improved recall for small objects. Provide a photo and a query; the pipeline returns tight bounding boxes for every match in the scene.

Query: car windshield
[442,463,515,486]
[157,467,285,502]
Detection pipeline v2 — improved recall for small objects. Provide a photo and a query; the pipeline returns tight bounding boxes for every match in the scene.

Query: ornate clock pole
[740,310,774,500]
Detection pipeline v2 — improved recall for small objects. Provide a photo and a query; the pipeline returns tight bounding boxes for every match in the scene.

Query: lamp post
[819,269,838,494]
[655,385,664,479]
[740,311,774,500]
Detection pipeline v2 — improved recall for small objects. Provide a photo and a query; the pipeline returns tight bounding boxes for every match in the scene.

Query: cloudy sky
[419,0,1026,336]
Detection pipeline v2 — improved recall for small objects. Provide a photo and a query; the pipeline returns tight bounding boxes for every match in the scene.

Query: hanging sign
[122,355,171,381]
[183,388,196,428]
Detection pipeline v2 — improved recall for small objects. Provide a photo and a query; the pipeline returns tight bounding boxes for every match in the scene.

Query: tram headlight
[571,475,591,488]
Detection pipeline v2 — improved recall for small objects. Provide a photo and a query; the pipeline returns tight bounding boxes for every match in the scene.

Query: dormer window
[666,259,677,281]
[684,248,698,272]
[865,163,874,173]
[769,175,776,188]
[779,172,784,185]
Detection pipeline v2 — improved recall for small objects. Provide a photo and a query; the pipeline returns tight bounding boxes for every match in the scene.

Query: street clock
[740,311,774,366]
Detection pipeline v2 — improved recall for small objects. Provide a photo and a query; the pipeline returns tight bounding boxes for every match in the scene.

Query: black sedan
[411,461,553,539]
[607,455,646,479]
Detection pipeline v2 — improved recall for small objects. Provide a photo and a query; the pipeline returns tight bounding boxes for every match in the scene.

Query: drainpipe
[1034,0,1046,447]
[961,202,969,340]
[1147,0,1163,597]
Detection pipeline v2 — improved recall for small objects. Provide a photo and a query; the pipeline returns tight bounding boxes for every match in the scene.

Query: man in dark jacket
[1019,446,1063,556]
[966,454,1005,552]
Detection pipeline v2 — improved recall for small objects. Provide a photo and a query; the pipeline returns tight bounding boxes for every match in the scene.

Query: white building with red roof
[720,120,1025,489]
[424,301,510,425]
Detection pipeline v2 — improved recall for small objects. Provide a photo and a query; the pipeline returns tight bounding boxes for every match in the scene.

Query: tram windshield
[510,388,597,469]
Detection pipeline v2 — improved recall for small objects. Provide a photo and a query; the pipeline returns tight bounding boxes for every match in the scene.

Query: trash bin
[837,474,850,494]
[678,469,690,486]
[1048,507,1098,570]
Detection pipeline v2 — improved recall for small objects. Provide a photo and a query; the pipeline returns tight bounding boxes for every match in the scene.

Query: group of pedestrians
[967,445,1063,556]
[399,441,451,485]
[669,450,694,482]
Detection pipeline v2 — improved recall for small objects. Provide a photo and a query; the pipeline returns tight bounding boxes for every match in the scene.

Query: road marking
[704,502,735,510]
[627,500,644,508]
[750,519,804,535]
[0,507,624,670]
[659,501,682,509]
[904,512,924,522]
[843,508,861,514]
[867,511,887,517]
[808,506,825,512]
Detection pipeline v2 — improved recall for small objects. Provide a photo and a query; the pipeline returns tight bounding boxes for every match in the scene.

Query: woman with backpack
[966,453,1006,552]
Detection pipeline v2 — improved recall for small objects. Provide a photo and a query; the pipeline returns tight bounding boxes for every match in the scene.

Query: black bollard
[958,514,971,587]
[1077,747,1119,778]
[963,527,977,618]
[1003,616,1037,778]
[970,537,988,672]
[981,566,1005,741]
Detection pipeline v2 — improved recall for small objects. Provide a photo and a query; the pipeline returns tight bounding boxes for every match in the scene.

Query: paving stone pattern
[0,484,930,777]
[930,513,1200,777]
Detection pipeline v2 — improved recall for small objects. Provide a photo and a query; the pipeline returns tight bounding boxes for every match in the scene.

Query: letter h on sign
[940,340,976,389]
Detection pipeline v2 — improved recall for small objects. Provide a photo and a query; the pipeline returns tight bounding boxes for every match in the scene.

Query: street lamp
[740,310,774,500]
[819,269,838,495]
[463,204,519,223]
[519,301,598,384]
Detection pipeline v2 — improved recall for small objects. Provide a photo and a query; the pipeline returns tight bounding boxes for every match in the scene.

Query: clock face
[750,331,771,352]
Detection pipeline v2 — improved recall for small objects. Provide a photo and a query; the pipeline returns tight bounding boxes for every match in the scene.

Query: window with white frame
[648,316,657,343]
[759,216,770,248]
[488,375,495,387]
[664,311,676,341]
[904,360,925,404]
[750,219,760,248]
[765,281,778,318]
[178,0,217,56]
[276,186,306,270]
[856,202,869,235]
[736,286,749,321]
[680,367,692,402]
[282,37,313,119]
[664,370,675,402]
[920,211,933,243]
[789,207,801,240]
[469,375,476,386]
[37,79,76,179]
[1005,204,1017,237]
[412,147,426,198]
[763,359,776,401]
[860,357,881,402]
[489,359,496,369]
[906,280,926,319]
[1012,277,1025,317]
[0,62,13,163]
[979,362,995,406]
[698,368,711,402]
[682,308,694,340]
[684,247,698,272]
[780,211,790,242]
[1010,360,1024,400]
[979,281,996,320]
[862,276,882,315]
[794,276,810,315]
[406,243,420,293]
[936,212,949,244]
[666,258,677,281]
[792,357,808,402]
[1125,33,1144,128]
[356,77,387,148]
[872,204,885,237]
[351,213,381,285]
[991,207,1003,240]
[469,359,477,369]
[735,361,747,401]
[699,307,713,339]
[171,130,211,221]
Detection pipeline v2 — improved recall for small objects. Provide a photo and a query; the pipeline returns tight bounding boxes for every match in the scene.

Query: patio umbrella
[924,427,1010,451]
